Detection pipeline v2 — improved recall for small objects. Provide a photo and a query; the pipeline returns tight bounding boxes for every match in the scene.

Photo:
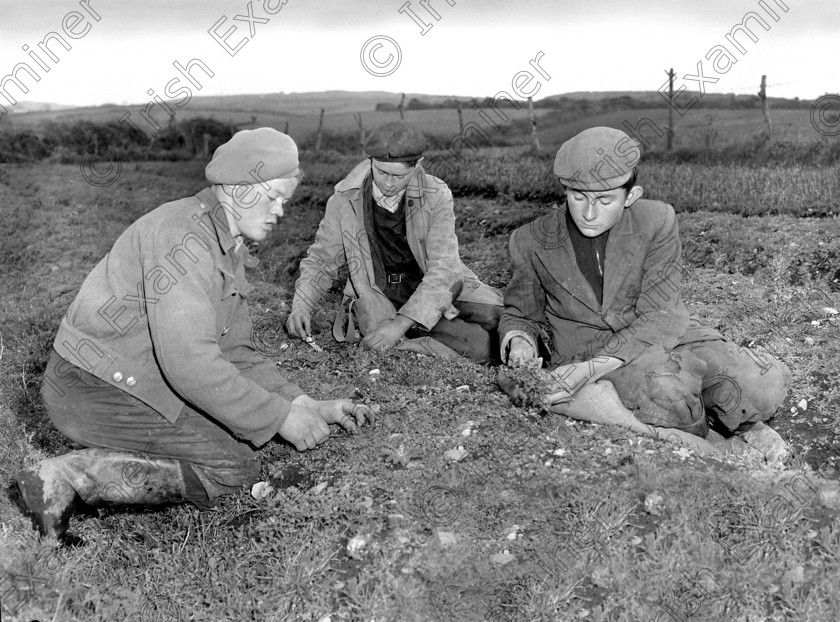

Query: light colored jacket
[292,160,503,335]
[51,188,302,447]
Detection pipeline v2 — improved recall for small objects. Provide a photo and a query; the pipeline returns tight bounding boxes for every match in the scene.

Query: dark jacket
[53,188,302,447]
[499,199,720,365]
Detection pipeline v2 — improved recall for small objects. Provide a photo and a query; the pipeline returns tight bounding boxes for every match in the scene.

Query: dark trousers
[385,279,502,364]
[41,350,261,501]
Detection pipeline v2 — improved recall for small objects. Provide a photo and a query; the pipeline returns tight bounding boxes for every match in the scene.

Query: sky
[0,0,836,109]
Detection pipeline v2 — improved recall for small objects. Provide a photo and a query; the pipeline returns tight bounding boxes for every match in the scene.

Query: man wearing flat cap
[16,128,373,543]
[287,120,503,362]
[498,126,790,459]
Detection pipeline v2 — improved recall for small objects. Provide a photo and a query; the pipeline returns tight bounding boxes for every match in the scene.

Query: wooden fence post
[528,96,540,151]
[315,108,325,152]
[758,75,772,141]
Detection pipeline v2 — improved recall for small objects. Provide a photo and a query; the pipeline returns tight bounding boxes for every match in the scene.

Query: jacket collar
[335,158,426,201]
[195,187,237,256]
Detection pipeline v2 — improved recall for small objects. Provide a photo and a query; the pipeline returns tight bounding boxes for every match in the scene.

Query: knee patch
[609,347,708,435]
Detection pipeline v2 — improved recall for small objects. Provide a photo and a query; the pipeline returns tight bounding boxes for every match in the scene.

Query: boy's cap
[206,128,299,184]
[553,126,639,191]
[364,120,427,161]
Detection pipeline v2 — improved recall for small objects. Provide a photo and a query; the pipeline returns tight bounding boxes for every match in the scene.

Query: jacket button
[112,372,124,383]
[408,200,414,207]
[125,377,136,387]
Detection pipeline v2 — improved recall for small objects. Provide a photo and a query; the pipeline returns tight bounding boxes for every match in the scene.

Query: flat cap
[364,120,427,161]
[205,128,299,184]
[553,127,640,191]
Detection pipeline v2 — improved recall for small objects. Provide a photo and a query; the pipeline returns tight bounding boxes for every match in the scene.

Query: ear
[624,185,643,207]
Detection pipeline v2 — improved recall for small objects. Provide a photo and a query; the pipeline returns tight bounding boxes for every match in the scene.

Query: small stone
[644,492,666,516]
[823,307,838,315]
[311,482,328,494]
[369,368,381,376]
[805,336,815,345]
[490,551,515,565]
[437,531,458,546]
[798,399,808,410]
[819,486,840,510]
[461,428,471,437]
[387,514,406,526]
[445,448,469,461]
[347,535,368,554]
[553,448,566,456]
[250,481,274,499]
[455,384,470,393]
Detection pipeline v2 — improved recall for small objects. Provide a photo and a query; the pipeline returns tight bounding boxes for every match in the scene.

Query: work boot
[15,448,191,543]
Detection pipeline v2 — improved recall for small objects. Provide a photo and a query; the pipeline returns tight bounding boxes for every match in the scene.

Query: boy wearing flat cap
[287,120,503,362]
[16,128,373,543]
[498,126,790,456]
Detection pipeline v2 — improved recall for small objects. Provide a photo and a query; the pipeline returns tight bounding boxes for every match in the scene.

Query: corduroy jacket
[292,160,503,335]
[52,187,302,447]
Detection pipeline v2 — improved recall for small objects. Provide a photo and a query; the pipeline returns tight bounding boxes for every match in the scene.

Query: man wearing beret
[287,120,503,362]
[15,128,373,543]
[498,126,790,458]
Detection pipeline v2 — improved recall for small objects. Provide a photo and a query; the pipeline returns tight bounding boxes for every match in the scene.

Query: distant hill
[9,101,78,114]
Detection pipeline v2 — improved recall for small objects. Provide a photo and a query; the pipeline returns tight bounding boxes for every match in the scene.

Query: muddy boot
[15,448,192,543]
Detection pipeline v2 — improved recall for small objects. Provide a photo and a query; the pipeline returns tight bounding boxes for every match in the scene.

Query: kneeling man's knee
[608,347,708,436]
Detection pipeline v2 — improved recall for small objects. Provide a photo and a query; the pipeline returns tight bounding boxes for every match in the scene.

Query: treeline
[376,92,817,114]
[0,117,237,164]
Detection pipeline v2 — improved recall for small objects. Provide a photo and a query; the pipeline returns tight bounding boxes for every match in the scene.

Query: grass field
[2,146,840,621]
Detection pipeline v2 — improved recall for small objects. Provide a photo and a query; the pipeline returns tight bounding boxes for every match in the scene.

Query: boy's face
[565,185,642,237]
[371,159,417,196]
[220,177,299,242]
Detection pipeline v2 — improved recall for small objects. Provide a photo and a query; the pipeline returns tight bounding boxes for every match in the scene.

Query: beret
[553,126,640,192]
[205,128,299,184]
[364,120,427,161]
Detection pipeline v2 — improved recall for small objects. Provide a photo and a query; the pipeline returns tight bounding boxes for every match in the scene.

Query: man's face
[565,186,641,237]
[224,177,299,242]
[371,159,416,196]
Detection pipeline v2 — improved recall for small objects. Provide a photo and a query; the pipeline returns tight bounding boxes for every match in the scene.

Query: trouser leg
[603,345,710,437]
[411,301,503,364]
[41,351,261,501]
[677,339,791,433]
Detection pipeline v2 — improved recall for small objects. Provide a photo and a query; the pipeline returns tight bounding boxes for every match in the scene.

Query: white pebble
[369,369,381,376]
[798,399,808,410]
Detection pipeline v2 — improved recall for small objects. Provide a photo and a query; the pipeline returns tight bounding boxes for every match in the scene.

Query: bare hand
[507,336,542,369]
[291,395,377,434]
[361,318,410,352]
[277,401,331,451]
[286,309,312,339]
